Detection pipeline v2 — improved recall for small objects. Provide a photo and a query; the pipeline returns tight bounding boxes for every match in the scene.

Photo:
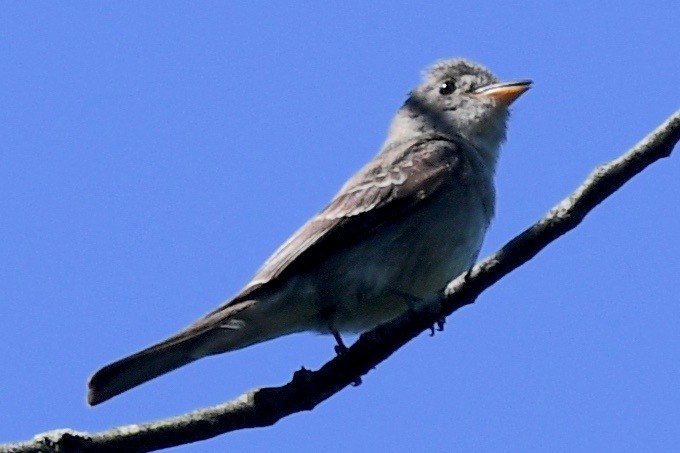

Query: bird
[87,58,531,406]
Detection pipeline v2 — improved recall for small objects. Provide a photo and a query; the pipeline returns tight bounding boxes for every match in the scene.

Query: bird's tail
[87,332,207,406]
[87,299,277,405]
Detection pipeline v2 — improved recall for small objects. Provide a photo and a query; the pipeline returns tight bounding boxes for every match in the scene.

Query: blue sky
[1,2,678,452]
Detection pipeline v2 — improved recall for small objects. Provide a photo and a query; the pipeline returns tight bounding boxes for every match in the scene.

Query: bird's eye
[438,80,456,95]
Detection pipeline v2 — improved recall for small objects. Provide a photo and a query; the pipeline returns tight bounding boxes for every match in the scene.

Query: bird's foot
[463,266,474,284]
[429,318,446,336]
[390,288,445,337]
[332,330,349,355]
[331,330,362,386]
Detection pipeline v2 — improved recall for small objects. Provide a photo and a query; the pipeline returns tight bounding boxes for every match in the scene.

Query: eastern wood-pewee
[88,59,531,405]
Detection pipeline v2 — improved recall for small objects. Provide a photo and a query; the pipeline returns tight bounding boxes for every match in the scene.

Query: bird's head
[388,59,531,164]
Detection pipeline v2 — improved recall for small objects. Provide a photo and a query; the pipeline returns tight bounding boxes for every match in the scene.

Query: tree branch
[3,110,678,453]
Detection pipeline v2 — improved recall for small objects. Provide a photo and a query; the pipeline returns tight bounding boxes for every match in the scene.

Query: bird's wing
[133,138,462,346]
[86,138,465,405]
[228,136,462,304]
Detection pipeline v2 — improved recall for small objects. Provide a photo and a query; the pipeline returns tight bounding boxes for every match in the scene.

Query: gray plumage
[87,58,531,405]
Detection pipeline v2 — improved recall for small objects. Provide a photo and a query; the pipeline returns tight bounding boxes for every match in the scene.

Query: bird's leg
[427,266,472,335]
[332,330,349,355]
[463,265,474,284]
[389,288,446,336]
[331,329,362,386]
[433,318,445,334]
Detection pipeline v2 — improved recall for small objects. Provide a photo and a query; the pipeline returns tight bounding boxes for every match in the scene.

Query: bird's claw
[331,330,362,386]
[429,318,446,336]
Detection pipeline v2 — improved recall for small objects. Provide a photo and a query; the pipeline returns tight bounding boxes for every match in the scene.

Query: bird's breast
[305,173,492,333]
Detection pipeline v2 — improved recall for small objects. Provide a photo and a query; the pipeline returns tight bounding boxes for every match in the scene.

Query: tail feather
[87,299,263,405]
[87,336,203,406]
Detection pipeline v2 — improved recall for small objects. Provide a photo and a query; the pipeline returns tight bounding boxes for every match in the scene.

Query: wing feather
[231,137,462,303]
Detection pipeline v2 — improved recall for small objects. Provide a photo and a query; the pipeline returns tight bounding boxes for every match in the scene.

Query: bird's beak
[474,80,532,106]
